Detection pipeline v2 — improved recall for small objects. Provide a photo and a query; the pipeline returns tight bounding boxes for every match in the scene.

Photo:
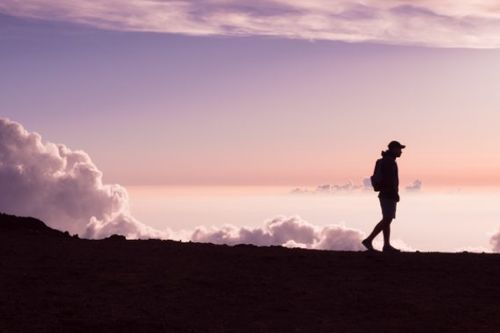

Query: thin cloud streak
[1,0,500,48]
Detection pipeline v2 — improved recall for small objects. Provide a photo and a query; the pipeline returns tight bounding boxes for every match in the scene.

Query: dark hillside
[1,213,499,333]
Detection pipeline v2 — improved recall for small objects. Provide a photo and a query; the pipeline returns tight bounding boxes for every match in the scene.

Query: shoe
[362,239,375,251]
[383,245,401,253]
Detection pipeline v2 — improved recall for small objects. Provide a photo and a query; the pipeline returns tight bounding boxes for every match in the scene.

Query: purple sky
[1,9,500,186]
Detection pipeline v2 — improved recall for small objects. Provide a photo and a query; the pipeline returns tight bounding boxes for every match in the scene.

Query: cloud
[362,177,373,190]
[0,117,169,239]
[192,215,365,251]
[490,229,500,253]
[291,181,365,195]
[315,182,363,193]
[293,178,424,195]
[0,117,370,251]
[1,0,500,48]
[405,179,423,192]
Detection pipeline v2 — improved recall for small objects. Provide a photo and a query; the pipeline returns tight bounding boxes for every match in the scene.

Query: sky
[1,1,500,251]
[2,1,500,187]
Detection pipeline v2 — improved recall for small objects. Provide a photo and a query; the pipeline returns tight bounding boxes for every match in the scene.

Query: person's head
[388,140,405,158]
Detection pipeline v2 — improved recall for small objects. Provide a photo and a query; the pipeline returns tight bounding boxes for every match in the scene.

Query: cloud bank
[192,215,365,251]
[0,117,365,250]
[1,0,500,48]
[0,117,168,239]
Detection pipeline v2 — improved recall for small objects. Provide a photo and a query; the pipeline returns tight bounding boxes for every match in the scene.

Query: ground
[1,213,499,333]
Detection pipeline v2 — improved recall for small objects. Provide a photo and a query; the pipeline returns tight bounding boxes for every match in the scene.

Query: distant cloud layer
[192,215,365,251]
[0,118,168,239]
[291,181,364,194]
[1,0,500,48]
[291,179,423,194]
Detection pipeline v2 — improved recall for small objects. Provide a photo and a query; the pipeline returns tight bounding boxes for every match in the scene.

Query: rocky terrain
[1,213,499,332]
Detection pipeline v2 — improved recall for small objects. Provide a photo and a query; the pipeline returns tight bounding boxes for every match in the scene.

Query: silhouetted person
[362,141,406,252]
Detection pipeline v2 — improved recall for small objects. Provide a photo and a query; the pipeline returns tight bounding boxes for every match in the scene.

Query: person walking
[362,141,405,252]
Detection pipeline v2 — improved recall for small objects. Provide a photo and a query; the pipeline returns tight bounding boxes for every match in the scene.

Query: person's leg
[382,219,393,246]
[381,200,399,250]
[362,219,390,250]
[362,197,396,251]
[365,218,391,243]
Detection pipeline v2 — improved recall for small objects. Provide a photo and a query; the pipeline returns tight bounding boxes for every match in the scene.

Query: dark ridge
[0,214,499,332]
[103,234,127,241]
[0,212,69,238]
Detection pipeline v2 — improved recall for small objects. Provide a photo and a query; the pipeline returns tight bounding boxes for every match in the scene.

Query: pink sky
[3,116,500,251]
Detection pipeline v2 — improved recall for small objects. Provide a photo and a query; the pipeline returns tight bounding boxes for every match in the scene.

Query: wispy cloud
[405,179,422,192]
[1,0,500,48]
[290,181,364,195]
[291,179,423,194]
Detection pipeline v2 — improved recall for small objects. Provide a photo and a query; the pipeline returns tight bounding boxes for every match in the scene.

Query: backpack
[370,159,383,192]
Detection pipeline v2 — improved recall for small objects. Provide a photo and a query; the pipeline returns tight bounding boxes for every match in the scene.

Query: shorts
[379,197,397,220]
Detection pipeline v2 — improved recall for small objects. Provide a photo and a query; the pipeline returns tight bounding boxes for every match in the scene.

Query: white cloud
[490,229,500,253]
[405,179,422,192]
[191,215,365,251]
[290,178,373,194]
[0,117,369,251]
[293,179,424,195]
[316,182,362,193]
[291,181,365,195]
[0,117,169,239]
[1,0,500,48]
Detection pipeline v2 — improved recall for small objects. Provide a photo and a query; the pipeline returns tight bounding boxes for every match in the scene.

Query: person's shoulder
[380,156,396,169]
[380,156,392,164]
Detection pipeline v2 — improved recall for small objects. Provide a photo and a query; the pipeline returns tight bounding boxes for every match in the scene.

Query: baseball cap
[388,140,406,149]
